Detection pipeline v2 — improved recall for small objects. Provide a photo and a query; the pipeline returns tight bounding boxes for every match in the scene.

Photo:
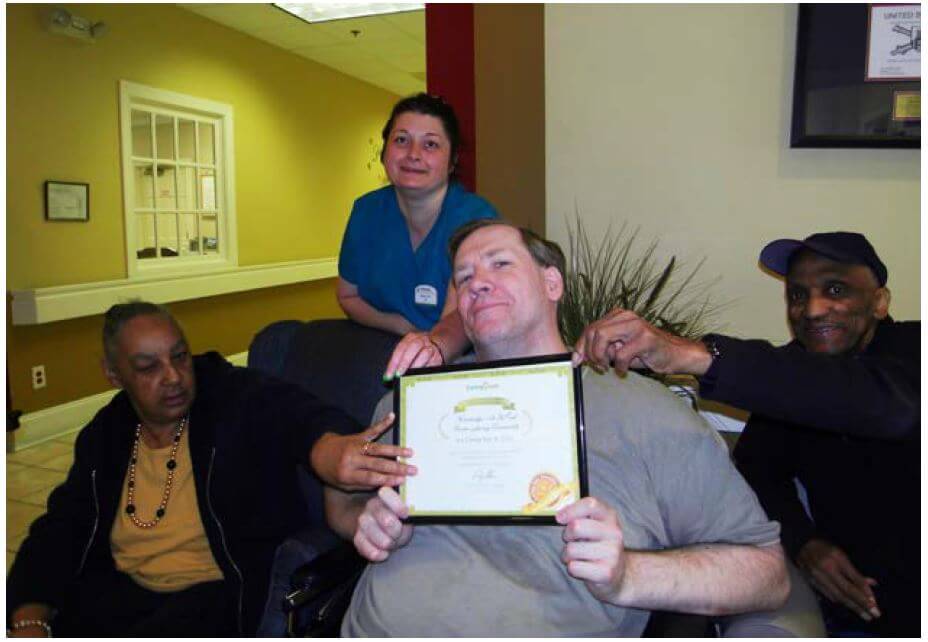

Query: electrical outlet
[31,365,46,390]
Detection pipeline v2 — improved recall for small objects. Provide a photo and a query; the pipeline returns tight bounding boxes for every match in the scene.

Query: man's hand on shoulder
[798,538,881,622]
[310,413,417,492]
[354,486,414,562]
[571,308,712,376]
[556,497,627,604]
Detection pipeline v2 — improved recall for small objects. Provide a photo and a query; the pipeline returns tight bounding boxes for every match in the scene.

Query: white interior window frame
[119,80,238,279]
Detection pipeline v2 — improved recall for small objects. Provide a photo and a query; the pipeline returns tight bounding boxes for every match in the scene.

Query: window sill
[131,255,235,280]
[11,257,338,325]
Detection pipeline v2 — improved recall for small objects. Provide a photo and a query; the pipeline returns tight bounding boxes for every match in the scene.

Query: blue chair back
[248,319,401,525]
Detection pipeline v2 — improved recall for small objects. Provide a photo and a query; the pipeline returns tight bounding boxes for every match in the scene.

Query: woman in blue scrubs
[337,94,498,372]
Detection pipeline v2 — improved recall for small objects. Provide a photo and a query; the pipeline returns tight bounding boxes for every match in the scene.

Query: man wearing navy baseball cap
[573,231,919,636]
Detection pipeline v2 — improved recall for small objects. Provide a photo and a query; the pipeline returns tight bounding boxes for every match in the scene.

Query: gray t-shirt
[342,367,779,636]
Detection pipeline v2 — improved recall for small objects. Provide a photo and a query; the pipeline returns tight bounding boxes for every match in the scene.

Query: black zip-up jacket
[700,319,919,636]
[7,352,360,635]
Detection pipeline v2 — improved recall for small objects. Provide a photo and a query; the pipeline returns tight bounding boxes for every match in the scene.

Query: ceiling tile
[251,22,340,49]
[354,30,421,54]
[314,15,407,44]
[377,49,426,75]
[297,43,379,67]
[176,4,425,96]
[380,10,426,41]
[373,73,426,96]
[181,4,285,35]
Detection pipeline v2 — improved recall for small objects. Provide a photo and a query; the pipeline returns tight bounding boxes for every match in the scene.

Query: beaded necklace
[125,416,187,529]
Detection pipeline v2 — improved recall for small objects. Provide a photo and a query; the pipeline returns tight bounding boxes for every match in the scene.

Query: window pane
[179,213,199,255]
[198,122,215,164]
[155,166,176,210]
[136,213,156,259]
[134,163,155,209]
[178,119,196,162]
[131,110,152,158]
[198,168,216,210]
[201,216,219,254]
[155,114,175,160]
[157,213,179,257]
[177,167,196,210]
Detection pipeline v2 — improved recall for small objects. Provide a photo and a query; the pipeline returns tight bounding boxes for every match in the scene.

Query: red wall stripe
[425,3,476,192]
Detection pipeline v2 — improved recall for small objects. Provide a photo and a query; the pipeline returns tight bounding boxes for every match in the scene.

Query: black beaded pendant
[126,504,136,514]
[156,508,165,518]
[166,459,177,470]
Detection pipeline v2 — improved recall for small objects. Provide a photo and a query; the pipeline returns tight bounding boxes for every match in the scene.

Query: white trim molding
[11,351,249,452]
[11,258,337,325]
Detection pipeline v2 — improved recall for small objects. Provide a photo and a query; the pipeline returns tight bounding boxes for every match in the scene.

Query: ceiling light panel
[274,3,424,25]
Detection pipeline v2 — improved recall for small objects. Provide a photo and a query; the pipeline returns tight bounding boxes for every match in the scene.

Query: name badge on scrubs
[414,284,439,307]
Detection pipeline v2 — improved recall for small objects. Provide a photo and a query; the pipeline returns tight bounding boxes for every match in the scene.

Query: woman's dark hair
[380,93,461,172]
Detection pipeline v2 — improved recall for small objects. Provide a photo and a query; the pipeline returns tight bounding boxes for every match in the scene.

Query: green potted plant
[558,216,725,388]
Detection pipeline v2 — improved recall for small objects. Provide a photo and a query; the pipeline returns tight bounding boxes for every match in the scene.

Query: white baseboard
[10,351,250,452]
[14,389,119,452]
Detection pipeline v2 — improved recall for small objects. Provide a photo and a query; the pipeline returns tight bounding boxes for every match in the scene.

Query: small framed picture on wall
[45,180,89,222]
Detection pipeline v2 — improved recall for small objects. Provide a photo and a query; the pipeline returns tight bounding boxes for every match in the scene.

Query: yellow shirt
[111,427,224,592]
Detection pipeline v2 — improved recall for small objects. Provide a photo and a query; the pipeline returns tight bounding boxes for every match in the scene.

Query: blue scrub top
[338,183,499,331]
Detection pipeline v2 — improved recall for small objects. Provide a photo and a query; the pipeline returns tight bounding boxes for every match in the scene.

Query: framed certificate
[865,4,921,81]
[791,4,920,148]
[394,353,588,524]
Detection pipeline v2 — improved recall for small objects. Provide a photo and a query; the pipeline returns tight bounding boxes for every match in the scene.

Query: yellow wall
[6,282,345,413]
[7,4,399,412]
[545,5,920,344]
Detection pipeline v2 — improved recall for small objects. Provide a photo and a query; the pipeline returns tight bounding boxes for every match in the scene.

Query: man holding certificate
[325,221,790,636]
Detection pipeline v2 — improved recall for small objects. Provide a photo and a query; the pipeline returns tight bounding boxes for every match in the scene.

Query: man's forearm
[612,543,789,616]
[699,335,918,439]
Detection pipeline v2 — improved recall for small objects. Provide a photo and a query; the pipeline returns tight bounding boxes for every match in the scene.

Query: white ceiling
[178,3,426,97]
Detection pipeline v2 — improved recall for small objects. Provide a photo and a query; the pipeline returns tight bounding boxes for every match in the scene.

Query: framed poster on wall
[44,181,90,221]
[791,4,920,148]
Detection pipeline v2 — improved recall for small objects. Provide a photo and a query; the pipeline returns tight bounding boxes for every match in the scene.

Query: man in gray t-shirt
[325,221,789,636]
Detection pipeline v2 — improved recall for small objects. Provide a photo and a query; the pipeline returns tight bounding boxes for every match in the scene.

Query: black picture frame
[791,4,920,148]
[394,353,589,525]
[44,180,90,221]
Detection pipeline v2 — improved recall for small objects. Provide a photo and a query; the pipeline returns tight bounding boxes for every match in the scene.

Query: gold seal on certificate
[394,353,588,524]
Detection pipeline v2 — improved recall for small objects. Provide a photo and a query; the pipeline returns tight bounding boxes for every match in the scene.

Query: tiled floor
[7,431,79,573]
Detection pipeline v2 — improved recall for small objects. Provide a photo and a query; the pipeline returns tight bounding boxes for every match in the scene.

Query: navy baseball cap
[759,232,888,286]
